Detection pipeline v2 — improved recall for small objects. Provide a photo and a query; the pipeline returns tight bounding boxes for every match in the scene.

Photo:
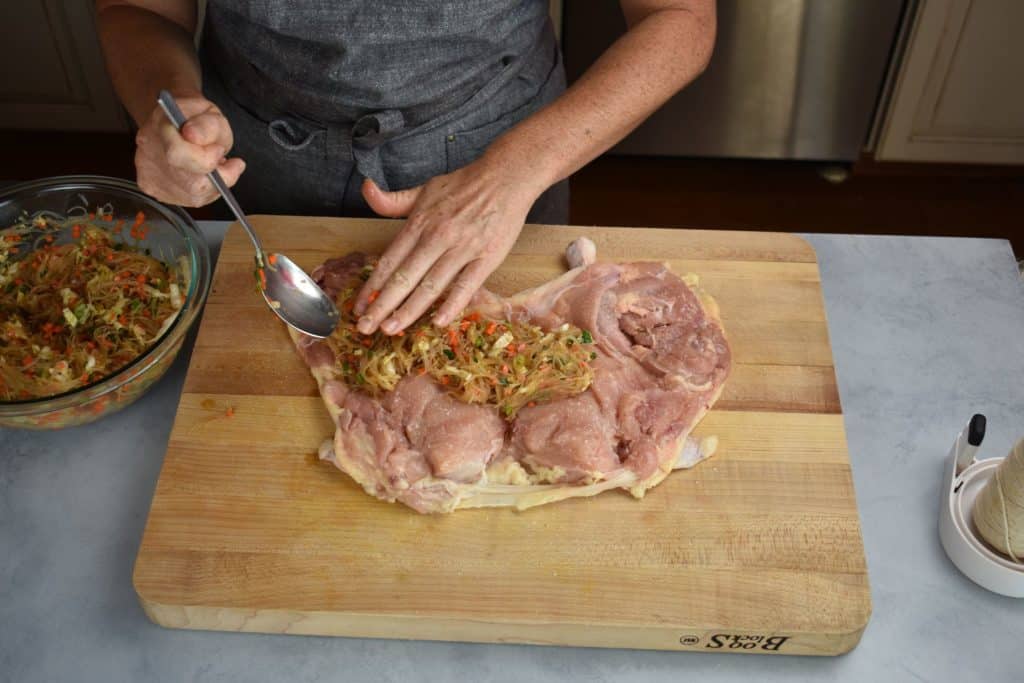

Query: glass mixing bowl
[0,176,211,429]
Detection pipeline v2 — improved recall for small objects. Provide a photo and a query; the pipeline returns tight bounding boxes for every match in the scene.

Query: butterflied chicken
[290,239,731,513]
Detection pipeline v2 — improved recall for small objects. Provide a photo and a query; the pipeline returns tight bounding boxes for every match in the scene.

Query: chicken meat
[291,238,731,513]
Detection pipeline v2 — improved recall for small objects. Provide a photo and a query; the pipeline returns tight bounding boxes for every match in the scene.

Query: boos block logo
[679,633,791,652]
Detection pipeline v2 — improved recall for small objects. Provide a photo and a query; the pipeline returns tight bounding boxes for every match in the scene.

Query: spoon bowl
[260,252,340,338]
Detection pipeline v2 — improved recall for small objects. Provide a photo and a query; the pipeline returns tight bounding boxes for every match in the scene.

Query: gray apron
[199,1,568,223]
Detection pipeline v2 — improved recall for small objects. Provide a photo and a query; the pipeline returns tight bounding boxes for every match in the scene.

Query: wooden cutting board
[134,217,870,656]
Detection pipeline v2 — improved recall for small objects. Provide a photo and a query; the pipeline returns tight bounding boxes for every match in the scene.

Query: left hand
[353,154,544,335]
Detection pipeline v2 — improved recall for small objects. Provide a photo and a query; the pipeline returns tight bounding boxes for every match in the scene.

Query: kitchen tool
[134,218,870,655]
[939,417,1024,597]
[0,175,211,429]
[156,90,339,339]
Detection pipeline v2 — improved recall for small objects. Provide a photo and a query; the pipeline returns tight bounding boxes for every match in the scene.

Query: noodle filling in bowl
[1,208,188,401]
[0,176,211,429]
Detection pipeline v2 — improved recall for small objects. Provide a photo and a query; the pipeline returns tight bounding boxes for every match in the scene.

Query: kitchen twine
[972,437,1024,562]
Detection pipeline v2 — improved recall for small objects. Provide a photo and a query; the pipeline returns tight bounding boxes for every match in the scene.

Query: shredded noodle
[326,263,596,419]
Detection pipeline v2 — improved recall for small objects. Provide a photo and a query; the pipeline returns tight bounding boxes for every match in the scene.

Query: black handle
[968,413,986,447]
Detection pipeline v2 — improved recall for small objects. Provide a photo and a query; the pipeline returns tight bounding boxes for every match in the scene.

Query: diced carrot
[440,375,450,385]
[133,211,145,228]
[466,312,481,322]
[136,274,146,284]
[484,322,497,335]
[267,253,278,266]
[225,406,235,418]
[258,269,267,289]
[500,364,510,374]
[417,366,427,375]
[367,290,380,304]
[459,320,471,331]
[72,225,81,239]
[396,330,405,337]
[361,337,373,348]
[22,356,33,367]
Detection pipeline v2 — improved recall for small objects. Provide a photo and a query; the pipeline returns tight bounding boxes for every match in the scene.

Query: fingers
[362,178,422,218]
[353,160,530,335]
[181,108,233,150]
[356,238,448,334]
[137,161,216,207]
[378,251,468,334]
[352,219,422,315]
[136,152,245,207]
[433,258,495,327]
[217,157,247,186]
[159,121,225,175]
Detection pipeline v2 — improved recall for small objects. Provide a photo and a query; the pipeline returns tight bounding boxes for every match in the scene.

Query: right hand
[135,94,245,207]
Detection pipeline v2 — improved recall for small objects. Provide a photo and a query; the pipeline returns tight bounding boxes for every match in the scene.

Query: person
[96,1,715,334]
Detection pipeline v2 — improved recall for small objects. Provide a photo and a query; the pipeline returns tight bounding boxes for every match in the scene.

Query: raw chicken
[291,238,730,513]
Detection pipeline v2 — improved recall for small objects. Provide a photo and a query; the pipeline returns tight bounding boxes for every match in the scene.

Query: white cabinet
[0,0,127,131]
[876,0,1024,164]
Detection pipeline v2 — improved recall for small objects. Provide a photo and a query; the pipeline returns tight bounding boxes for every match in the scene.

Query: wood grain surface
[134,217,871,655]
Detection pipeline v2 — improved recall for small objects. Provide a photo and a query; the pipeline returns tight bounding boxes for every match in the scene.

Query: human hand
[353,156,545,335]
[135,94,245,207]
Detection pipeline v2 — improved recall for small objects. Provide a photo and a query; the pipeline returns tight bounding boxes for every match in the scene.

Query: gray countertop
[2,222,1022,682]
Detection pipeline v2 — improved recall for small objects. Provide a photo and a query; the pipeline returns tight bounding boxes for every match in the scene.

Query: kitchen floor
[2,130,1021,258]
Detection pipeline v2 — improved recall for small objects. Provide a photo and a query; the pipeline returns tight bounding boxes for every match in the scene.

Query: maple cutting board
[134,217,870,656]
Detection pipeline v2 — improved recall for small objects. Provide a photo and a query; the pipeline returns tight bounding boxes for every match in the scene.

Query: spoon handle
[156,90,266,263]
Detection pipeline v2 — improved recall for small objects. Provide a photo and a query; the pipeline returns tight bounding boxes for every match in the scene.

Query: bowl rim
[0,174,212,414]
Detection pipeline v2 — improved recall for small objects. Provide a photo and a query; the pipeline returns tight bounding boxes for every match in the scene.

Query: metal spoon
[157,90,340,339]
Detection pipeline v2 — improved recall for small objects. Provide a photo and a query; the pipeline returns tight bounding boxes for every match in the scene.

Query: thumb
[362,178,422,218]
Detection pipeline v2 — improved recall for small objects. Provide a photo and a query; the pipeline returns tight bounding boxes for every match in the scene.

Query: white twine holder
[939,435,1024,597]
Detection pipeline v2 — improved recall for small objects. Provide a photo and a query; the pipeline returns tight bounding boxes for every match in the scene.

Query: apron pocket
[444,46,563,174]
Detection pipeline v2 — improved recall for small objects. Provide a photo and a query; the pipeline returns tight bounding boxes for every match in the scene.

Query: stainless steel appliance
[563,0,906,161]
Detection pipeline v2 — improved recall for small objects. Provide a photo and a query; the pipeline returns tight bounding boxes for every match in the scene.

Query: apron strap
[350,110,407,191]
[267,118,325,151]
